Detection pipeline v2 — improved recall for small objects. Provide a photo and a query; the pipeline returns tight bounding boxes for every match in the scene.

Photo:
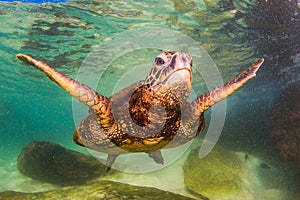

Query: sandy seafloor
[0,0,299,199]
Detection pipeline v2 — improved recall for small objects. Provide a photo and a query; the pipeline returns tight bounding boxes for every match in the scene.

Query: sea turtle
[17,52,264,171]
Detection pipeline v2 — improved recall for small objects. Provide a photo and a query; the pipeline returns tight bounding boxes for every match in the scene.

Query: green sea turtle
[17,52,264,171]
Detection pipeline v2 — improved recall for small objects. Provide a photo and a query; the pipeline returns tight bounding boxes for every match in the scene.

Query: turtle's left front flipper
[17,53,114,129]
[191,58,264,116]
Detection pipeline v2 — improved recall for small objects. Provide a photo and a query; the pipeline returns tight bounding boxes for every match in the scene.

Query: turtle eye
[155,57,165,65]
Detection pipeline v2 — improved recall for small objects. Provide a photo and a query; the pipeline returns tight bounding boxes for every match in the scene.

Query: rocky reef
[183,146,253,200]
[0,179,195,200]
[17,141,106,186]
[269,82,300,172]
[12,141,198,200]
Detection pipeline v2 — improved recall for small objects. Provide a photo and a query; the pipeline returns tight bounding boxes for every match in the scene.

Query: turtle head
[145,51,193,102]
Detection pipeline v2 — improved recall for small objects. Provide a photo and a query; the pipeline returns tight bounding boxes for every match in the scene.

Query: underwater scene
[0,0,299,199]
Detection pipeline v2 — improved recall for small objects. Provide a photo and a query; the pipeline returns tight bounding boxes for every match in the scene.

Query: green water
[0,0,299,199]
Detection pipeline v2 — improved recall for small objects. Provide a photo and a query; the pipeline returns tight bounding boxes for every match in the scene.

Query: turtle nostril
[184,54,192,68]
[179,53,187,63]
[169,55,177,69]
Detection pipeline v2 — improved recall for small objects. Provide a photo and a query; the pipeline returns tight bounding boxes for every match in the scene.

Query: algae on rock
[0,180,195,200]
[183,146,253,200]
[17,141,106,186]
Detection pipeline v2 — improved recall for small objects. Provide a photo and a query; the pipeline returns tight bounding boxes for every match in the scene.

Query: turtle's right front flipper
[191,58,264,116]
[17,53,114,129]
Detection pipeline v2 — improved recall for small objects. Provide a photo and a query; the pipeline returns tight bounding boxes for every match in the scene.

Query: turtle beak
[167,52,193,83]
[160,53,193,89]
[176,68,192,84]
[162,67,192,90]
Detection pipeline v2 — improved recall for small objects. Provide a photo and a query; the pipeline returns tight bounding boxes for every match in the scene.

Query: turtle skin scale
[17,52,264,171]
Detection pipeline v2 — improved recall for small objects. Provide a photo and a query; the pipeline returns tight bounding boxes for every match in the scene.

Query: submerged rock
[183,146,253,200]
[269,83,300,172]
[17,141,106,186]
[0,180,194,200]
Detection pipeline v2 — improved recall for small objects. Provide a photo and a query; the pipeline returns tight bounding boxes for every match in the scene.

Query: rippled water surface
[0,0,299,199]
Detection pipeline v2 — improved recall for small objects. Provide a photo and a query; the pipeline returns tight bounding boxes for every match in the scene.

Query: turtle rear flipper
[191,58,264,116]
[147,150,164,164]
[105,154,118,174]
[17,53,114,129]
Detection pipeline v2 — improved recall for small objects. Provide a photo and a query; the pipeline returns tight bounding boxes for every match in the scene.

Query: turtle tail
[16,53,114,129]
[192,58,264,114]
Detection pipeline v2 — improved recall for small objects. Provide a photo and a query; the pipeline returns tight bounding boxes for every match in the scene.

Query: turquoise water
[0,0,299,199]
[1,0,68,3]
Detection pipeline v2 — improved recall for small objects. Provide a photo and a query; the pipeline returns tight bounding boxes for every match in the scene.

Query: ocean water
[0,0,68,3]
[0,0,299,199]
